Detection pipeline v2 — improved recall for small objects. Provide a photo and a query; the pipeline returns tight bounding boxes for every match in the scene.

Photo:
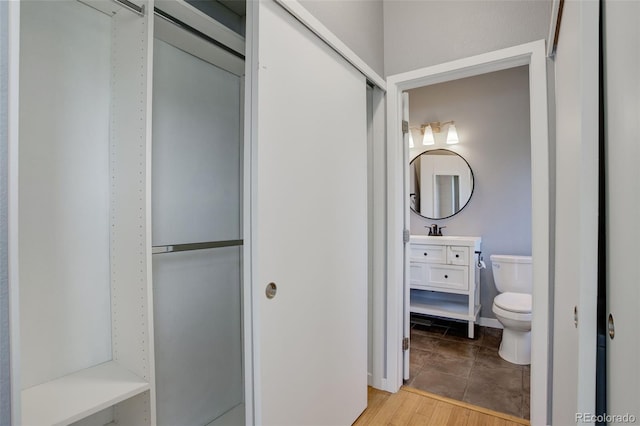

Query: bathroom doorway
[385,41,550,425]
[402,65,533,419]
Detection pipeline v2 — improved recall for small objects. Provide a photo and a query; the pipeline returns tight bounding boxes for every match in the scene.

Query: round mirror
[409,149,474,220]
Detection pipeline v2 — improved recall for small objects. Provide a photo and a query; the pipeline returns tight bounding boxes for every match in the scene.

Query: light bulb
[446,123,459,144]
[422,125,435,145]
[409,129,415,148]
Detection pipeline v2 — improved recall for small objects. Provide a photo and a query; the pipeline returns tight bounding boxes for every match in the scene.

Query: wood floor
[353,386,530,426]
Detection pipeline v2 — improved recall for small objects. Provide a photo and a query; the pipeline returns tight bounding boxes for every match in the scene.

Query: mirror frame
[409,148,475,220]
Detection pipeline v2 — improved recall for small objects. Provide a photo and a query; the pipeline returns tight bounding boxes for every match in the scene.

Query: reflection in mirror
[435,175,460,217]
[409,149,474,220]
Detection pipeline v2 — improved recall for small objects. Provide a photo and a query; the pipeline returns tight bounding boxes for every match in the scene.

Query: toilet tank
[490,255,533,293]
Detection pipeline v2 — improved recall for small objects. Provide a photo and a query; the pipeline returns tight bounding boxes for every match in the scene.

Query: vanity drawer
[447,246,470,265]
[409,262,427,288]
[410,244,446,263]
[425,265,468,291]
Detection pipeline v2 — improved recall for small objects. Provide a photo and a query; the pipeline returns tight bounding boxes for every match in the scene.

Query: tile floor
[407,316,530,419]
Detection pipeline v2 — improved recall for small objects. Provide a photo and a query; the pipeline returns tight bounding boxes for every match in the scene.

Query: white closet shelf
[21,361,149,426]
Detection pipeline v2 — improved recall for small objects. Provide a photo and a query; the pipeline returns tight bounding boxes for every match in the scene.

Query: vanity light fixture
[416,121,460,145]
[409,129,415,148]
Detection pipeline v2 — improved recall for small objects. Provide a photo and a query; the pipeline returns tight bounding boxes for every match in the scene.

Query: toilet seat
[494,292,531,313]
[492,303,532,322]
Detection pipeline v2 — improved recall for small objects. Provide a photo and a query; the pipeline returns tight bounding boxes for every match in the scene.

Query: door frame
[385,40,551,425]
[5,1,21,423]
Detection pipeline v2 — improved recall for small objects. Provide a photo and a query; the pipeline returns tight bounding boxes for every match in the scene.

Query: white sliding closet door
[152,37,243,426]
[604,0,640,421]
[552,0,599,422]
[251,1,367,424]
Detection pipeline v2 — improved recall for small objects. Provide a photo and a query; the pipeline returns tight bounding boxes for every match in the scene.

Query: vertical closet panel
[152,36,243,425]
[18,0,112,389]
[109,1,155,385]
[152,39,241,246]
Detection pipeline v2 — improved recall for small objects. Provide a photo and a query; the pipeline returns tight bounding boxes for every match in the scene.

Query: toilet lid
[494,292,532,313]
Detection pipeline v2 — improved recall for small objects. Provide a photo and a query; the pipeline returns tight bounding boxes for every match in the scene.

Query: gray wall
[299,0,385,77]
[408,66,532,319]
[383,0,553,76]
[0,1,11,424]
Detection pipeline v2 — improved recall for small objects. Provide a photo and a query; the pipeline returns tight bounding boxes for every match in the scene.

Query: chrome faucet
[426,224,446,236]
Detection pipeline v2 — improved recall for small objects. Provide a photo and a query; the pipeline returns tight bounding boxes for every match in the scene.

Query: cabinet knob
[455,254,460,258]
[444,275,448,279]
[424,253,428,256]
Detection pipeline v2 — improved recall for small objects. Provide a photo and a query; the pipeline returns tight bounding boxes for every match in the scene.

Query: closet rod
[153,7,245,61]
[152,239,243,255]
[113,0,145,16]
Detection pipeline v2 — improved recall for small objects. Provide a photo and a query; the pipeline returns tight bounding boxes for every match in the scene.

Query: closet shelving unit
[12,0,156,424]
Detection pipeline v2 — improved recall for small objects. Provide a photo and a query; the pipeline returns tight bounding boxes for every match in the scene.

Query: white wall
[408,66,532,319]
[383,0,553,76]
[297,1,552,78]
[298,0,384,77]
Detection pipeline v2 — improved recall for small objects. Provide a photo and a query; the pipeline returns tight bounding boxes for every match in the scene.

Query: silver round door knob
[608,313,615,339]
[266,282,277,299]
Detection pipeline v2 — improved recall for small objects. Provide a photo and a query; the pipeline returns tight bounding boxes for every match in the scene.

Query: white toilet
[491,254,533,365]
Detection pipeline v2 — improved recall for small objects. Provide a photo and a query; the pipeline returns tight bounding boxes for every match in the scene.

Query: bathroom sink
[410,235,481,250]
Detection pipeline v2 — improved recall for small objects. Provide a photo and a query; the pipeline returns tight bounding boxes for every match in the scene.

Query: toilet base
[498,328,531,365]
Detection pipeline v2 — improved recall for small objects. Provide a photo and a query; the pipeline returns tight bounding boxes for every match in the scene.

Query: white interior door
[250,1,367,424]
[552,1,599,423]
[604,0,640,421]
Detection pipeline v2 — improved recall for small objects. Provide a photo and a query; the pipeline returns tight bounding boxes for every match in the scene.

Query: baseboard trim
[478,317,503,329]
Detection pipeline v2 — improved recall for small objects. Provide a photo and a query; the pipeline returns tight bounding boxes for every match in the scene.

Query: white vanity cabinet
[409,235,482,338]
